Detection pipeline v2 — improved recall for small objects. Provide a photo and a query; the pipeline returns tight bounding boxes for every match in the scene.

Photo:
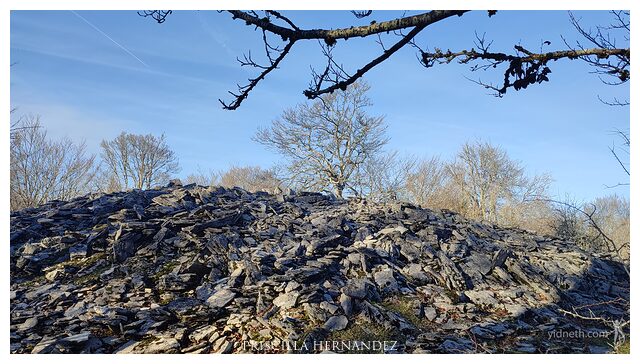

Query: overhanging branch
[421,46,630,95]
[305,23,429,98]
[227,10,468,43]
[220,40,296,110]
[139,10,630,110]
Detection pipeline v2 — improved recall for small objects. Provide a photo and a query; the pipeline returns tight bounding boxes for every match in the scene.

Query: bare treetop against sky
[10,10,629,201]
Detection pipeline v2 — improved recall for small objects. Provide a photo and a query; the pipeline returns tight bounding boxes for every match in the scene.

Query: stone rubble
[10,181,629,353]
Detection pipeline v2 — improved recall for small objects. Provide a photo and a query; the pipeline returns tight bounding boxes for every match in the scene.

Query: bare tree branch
[226,10,467,42]
[535,197,629,275]
[139,10,629,110]
[304,23,429,99]
[351,10,373,19]
[220,40,295,110]
[567,11,630,84]
[265,10,300,31]
[597,94,629,106]
[138,10,172,23]
[421,46,629,96]
[609,144,630,176]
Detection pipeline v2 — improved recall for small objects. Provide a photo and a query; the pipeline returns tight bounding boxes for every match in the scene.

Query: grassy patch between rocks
[72,265,110,285]
[328,321,403,354]
[153,261,180,282]
[381,295,428,329]
[614,338,630,354]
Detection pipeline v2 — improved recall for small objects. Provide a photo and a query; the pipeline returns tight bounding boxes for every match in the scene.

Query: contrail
[70,10,149,68]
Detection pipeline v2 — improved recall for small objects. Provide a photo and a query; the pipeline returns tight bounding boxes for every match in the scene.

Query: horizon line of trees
[10,115,181,210]
[9,81,629,266]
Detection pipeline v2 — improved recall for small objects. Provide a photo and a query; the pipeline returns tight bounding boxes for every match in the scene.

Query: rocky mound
[10,181,629,354]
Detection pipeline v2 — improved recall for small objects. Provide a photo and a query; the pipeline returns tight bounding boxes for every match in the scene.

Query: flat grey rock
[323,315,348,332]
[206,289,236,308]
[373,267,398,293]
[143,337,180,354]
[272,291,299,309]
[18,317,38,331]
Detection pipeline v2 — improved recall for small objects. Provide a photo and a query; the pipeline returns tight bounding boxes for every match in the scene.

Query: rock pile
[10,181,629,354]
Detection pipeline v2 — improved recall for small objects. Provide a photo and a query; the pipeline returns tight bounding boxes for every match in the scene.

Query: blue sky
[10,10,629,201]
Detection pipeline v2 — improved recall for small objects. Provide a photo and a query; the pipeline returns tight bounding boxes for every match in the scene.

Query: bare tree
[358,152,416,203]
[550,195,588,242]
[405,156,449,207]
[219,165,282,193]
[446,140,551,223]
[397,147,553,233]
[185,166,219,187]
[587,194,630,261]
[499,198,555,235]
[10,115,97,210]
[544,195,629,272]
[254,81,388,199]
[10,109,39,141]
[140,10,629,110]
[100,132,180,191]
[93,166,123,193]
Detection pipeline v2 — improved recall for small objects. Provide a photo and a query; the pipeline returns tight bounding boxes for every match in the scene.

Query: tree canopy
[254,81,387,198]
